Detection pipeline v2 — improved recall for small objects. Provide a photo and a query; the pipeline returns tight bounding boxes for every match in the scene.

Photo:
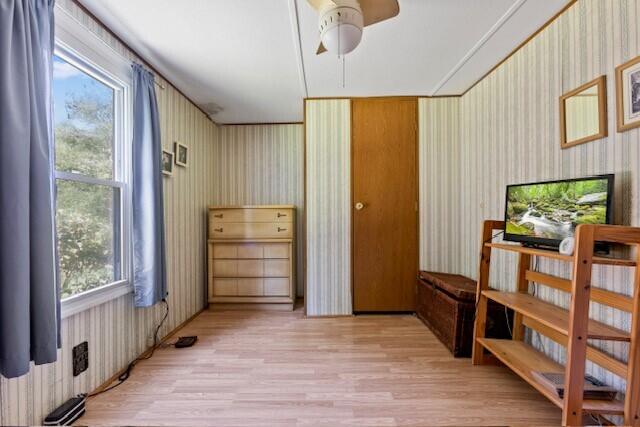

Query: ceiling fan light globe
[318,4,364,55]
[321,24,362,55]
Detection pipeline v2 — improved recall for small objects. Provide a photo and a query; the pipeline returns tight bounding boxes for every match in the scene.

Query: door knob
[355,202,365,210]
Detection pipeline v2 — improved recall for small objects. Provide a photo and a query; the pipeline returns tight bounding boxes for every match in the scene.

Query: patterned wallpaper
[210,124,305,295]
[422,0,640,393]
[305,100,353,316]
[0,2,216,424]
[419,97,461,273]
[5,0,640,423]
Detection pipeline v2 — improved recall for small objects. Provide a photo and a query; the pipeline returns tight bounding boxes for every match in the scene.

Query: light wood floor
[80,306,561,426]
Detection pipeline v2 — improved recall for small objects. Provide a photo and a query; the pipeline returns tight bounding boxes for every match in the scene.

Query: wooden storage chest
[416,271,511,357]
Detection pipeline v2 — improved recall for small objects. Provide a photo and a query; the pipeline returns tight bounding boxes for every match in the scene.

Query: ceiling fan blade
[359,0,399,27]
[306,0,336,11]
[316,42,327,55]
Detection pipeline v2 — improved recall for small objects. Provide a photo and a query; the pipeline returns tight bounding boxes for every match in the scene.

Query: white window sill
[61,280,132,319]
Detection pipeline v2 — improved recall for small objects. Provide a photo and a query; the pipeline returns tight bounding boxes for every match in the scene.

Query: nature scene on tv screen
[506,178,609,241]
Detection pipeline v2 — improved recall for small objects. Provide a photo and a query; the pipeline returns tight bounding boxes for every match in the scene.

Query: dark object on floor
[175,336,198,348]
[416,271,512,357]
[533,372,617,400]
[43,394,86,426]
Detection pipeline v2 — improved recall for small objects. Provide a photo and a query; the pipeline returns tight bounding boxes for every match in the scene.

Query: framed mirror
[559,76,608,149]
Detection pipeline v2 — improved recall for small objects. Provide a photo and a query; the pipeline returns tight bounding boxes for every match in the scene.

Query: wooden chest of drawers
[207,206,295,310]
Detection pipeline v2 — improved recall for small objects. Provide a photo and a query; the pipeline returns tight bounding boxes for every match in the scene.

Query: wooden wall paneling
[418,98,461,273]
[210,125,304,296]
[304,99,352,317]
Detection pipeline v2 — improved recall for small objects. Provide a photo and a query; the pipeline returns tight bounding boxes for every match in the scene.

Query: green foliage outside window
[54,56,118,299]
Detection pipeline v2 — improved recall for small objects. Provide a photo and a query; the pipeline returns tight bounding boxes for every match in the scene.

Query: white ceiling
[78,0,569,124]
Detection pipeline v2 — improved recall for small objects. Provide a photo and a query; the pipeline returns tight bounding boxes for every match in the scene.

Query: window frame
[54,5,133,318]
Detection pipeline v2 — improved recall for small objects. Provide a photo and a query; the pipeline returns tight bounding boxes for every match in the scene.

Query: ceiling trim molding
[75,0,576,123]
[73,0,215,122]
[429,0,528,96]
[460,0,577,96]
[289,0,309,98]
[304,95,457,101]
[220,122,304,126]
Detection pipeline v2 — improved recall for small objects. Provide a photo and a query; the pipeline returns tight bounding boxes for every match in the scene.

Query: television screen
[504,175,614,247]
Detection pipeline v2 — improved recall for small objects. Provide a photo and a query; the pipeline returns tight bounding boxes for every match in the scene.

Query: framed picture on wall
[174,142,188,167]
[616,55,640,132]
[162,149,174,176]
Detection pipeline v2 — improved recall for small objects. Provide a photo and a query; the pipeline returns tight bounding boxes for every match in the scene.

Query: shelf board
[482,291,630,342]
[485,242,636,266]
[477,338,624,415]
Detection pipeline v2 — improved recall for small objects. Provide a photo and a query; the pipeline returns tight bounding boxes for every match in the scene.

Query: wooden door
[352,98,418,312]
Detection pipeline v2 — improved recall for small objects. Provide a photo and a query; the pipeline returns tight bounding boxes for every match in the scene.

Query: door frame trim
[350,97,420,313]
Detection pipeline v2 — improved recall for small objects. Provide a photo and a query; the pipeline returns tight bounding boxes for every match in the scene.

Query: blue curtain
[132,64,167,307]
[0,0,58,378]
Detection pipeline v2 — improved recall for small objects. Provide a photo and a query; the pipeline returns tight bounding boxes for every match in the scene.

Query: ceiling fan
[306,0,400,55]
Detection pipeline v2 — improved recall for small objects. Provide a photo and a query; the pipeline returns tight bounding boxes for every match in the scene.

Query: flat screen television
[504,175,614,248]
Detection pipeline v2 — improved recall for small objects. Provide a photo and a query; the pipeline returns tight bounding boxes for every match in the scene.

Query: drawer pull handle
[214,227,224,232]
[214,213,223,218]
[277,212,287,218]
[278,227,287,232]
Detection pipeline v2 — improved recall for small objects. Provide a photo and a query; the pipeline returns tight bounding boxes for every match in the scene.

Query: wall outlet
[72,341,88,376]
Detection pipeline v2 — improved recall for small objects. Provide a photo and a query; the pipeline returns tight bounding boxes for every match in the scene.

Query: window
[53,45,130,304]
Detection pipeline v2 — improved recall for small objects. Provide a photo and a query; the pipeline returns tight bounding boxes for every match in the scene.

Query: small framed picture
[162,149,174,176]
[174,142,188,167]
[616,55,640,132]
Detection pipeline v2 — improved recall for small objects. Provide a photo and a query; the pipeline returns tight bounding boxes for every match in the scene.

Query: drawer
[212,244,237,259]
[264,278,289,296]
[237,260,264,277]
[210,222,292,239]
[237,243,264,259]
[213,260,266,277]
[213,260,237,277]
[264,259,289,277]
[213,279,237,296]
[238,278,263,296]
[263,243,289,259]
[210,208,293,224]
[211,243,266,259]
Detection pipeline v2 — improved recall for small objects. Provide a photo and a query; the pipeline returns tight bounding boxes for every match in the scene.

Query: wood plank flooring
[79,306,561,426]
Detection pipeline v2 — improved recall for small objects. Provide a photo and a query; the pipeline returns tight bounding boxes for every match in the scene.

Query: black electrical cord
[88,299,169,398]
[483,230,505,245]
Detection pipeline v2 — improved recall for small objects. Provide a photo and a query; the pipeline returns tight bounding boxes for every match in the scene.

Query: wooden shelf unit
[482,291,629,341]
[485,242,637,266]
[477,338,625,415]
[472,220,640,426]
